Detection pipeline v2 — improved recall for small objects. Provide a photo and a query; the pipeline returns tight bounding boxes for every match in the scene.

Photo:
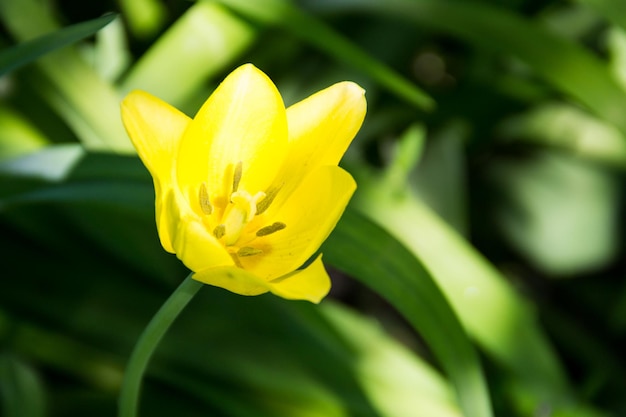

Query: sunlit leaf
[325,210,493,417]
[349,159,574,411]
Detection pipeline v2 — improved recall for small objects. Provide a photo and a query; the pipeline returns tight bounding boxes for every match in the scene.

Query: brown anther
[232,161,243,193]
[256,222,286,237]
[256,186,279,215]
[237,246,263,257]
[213,224,226,239]
[199,183,212,214]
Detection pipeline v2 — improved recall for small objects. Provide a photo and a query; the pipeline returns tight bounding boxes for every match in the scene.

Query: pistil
[221,190,266,246]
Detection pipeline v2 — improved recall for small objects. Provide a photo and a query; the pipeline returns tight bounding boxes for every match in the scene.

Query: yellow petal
[266,255,331,303]
[121,90,190,183]
[238,165,356,279]
[278,81,366,195]
[121,90,191,252]
[176,64,288,202]
[153,181,175,253]
[165,188,234,272]
[192,255,330,302]
[192,265,270,296]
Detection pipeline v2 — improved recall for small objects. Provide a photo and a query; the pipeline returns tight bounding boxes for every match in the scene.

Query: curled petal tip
[328,81,366,101]
[342,81,366,96]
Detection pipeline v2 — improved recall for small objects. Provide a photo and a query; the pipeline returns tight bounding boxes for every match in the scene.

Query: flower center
[197,162,286,262]
[221,189,266,245]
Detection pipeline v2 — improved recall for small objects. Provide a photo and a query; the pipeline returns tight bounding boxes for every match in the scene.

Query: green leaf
[350,162,575,411]
[319,303,462,417]
[0,14,116,76]
[0,353,46,417]
[324,209,493,417]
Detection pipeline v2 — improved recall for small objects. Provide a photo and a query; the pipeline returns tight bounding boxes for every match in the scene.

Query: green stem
[118,273,203,417]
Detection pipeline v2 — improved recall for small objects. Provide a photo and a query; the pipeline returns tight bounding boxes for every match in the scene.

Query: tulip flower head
[121,64,366,303]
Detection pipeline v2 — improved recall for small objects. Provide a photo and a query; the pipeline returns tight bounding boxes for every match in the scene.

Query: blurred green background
[1,0,625,416]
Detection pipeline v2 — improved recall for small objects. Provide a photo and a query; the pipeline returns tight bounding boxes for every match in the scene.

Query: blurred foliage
[1,0,625,416]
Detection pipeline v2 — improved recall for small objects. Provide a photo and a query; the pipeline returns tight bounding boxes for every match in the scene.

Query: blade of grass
[0,14,116,76]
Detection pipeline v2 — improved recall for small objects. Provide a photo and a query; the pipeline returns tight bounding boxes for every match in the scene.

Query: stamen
[256,222,286,237]
[256,186,280,215]
[213,224,226,239]
[198,183,213,215]
[237,246,263,257]
[232,161,243,193]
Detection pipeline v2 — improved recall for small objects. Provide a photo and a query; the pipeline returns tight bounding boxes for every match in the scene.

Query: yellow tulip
[121,64,366,303]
